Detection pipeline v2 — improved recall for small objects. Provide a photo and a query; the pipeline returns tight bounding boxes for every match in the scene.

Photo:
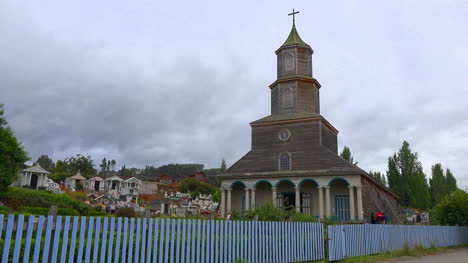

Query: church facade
[219,23,400,223]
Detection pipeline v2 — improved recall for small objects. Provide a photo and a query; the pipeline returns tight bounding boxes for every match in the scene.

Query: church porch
[220,175,364,221]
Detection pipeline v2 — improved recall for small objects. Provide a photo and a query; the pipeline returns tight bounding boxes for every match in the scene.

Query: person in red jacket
[375,211,384,224]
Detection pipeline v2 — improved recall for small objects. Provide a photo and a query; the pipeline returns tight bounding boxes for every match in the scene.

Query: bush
[88,211,110,217]
[244,203,317,222]
[0,206,11,215]
[75,182,84,191]
[58,208,80,216]
[0,187,91,214]
[65,191,89,202]
[116,207,137,218]
[430,190,468,226]
[17,206,48,215]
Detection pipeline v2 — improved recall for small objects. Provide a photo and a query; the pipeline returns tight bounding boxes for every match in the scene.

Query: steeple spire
[288,8,300,27]
[281,9,310,48]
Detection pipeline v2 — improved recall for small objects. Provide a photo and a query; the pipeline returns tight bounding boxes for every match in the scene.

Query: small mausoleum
[13,164,50,189]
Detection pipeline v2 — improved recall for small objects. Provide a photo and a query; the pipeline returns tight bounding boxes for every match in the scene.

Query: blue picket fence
[0,214,325,263]
[328,224,468,261]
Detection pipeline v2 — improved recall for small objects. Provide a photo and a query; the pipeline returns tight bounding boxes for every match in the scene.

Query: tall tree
[429,163,447,206]
[65,154,96,178]
[386,141,431,209]
[369,171,386,185]
[110,159,116,171]
[340,146,358,165]
[445,169,458,193]
[100,158,107,173]
[0,104,29,190]
[220,159,227,173]
[35,155,55,171]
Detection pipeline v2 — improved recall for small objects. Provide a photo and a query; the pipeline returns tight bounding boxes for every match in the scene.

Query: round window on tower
[278,129,291,141]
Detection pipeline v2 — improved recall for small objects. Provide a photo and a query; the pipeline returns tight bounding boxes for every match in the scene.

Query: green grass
[328,244,468,263]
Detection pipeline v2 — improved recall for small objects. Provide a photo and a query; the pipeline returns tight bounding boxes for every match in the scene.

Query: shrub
[244,203,317,222]
[116,207,137,218]
[75,182,84,191]
[291,212,318,222]
[430,190,468,226]
[0,206,11,215]
[65,191,89,202]
[0,187,91,214]
[17,206,48,215]
[57,208,80,216]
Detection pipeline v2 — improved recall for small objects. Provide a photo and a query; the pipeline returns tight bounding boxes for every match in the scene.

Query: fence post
[48,206,58,262]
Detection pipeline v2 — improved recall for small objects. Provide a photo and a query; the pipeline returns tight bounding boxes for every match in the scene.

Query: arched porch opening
[230,181,246,214]
[299,179,319,216]
[276,179,296,210]
[329,177,350,222]
[254,180,272,208]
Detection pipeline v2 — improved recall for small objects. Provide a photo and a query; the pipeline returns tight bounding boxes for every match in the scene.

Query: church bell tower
[270,15,322,116]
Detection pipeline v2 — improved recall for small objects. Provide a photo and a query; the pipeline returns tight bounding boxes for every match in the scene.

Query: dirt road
[382,248,468,263]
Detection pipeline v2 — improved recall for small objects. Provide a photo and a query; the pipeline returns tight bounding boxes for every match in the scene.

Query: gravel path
[381,248,468,263]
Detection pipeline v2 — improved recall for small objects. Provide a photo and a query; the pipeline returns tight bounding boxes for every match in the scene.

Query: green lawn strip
[334,244,468,263]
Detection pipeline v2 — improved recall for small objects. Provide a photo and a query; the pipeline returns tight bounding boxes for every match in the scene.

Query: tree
[35,155,55,171]
[445,169,458,193]
[340,146,358,165]
[0,104,29,190]
[429,163,447,206]
[110,160,116,171]
[100,158,107,173]
[430,190,468,226]
[369,171,386,186]
[179,177,219,200]
[386,141,431,209]
[65,154,97,178]
[220,159,227,173]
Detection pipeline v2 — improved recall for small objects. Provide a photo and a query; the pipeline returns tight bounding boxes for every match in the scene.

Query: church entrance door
[335,195,350,221]
[301,193,311,214]
[278,192,295,210]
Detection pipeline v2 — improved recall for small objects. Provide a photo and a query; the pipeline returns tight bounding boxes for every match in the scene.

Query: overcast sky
[1,1,467,189]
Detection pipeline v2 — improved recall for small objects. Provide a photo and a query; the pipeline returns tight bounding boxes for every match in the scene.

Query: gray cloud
[1,1,467,189]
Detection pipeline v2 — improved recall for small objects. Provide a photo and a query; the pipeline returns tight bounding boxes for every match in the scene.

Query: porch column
[221,189,226,218]
[227,188,232,213]
[272,188,277,207]
[251,188,256,210]
[245,188,250,211]
[356,186,363,220]
[348,186,355,220]
[318,187,324,219]
[325,186,331,217]
[295,187,300,212]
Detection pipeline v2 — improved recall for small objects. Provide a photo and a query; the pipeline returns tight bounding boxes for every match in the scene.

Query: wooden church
[219,13,400,223]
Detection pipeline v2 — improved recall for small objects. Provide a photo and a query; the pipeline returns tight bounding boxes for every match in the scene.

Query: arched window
[282,87,293,108]
[279,153,291,170]
[284,52,295,72]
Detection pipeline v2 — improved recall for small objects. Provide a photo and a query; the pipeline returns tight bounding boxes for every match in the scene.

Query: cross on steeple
[288,9,300,26]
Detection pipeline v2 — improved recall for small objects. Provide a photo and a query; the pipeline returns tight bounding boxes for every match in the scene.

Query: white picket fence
[328,224,468,261]
[0,214,325,263]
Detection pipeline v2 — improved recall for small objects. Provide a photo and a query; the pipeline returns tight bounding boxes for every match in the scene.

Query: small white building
[13,164,50,189]
[64,172,87,190]
[105,175,124,191]
[120,177,142,202]
[85,176,105,192]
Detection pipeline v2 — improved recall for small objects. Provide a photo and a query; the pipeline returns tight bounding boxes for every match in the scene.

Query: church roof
[251,111,319,124]
[281,25,310,47]
[21,164,50,174]
[69,172,86,180]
